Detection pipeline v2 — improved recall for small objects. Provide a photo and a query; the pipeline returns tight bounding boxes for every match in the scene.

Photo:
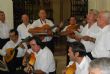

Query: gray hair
[102,11,110,24]
[89,58,110,74]
[88,9,99,16]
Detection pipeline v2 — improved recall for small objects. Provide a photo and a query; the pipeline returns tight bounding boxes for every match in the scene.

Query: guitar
[66,24,79,38]
[4,36,31,63]
[23,52,36,74]
[66,63,76,74]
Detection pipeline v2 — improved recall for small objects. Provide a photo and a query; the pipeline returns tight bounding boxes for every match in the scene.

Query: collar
[0,20,5,24]
[76,56,87,70]
[101,25,110,33]
[86,22,97,28]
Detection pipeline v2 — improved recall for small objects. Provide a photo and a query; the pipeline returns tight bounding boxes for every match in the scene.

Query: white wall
[0,0,13,29]
[88,0,110,11]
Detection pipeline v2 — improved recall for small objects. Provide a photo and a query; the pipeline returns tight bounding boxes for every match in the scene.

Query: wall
[52,0,71,24]
[0,0,13,29]
[88,0,110,11]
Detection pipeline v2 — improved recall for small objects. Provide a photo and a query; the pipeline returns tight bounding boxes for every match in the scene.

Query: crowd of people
[0,8,110,74]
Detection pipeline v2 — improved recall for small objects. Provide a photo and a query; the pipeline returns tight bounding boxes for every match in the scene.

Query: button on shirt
[0,21,10,39]
[92,25,110,58]
[29,46,55,74]
[81,22,101,52]
[30,19,54,42]
[17,23,32,39]
[75,56,91,74]
[1,37,27,58]
[62,25,76,42]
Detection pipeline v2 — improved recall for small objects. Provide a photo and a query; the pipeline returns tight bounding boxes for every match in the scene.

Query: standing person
[91,11,110,58]
[17,14,32,39]
[0,10,10,49]
[28,9,54,53]
[79,9,100,60]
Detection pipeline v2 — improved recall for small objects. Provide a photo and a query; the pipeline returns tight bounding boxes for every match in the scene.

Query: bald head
[97,11,110,28]
[21,14,29,25]
[38,9,47,20]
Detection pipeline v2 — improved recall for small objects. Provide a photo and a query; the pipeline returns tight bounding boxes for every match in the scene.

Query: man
[24,36,55,74]
[60,16,78,64]
[89,58,110,74]
[79,9,101,59]
[0,10,10,49]
[1,29,27,74]
[28,9,54,53]
[91,11,110,58]
[17,14,32,39]
[60,16,78,43]
[63,41,91,74]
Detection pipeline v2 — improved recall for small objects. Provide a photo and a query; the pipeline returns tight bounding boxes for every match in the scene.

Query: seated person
[89,58,110,74]
[23,36,55,74]
[62,41,91,74]
[1,29,28,74]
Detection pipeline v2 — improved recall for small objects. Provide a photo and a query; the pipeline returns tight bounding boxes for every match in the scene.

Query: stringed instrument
[23,52,36,74]
[4,44,22,63]
[66,24,79,38]
[4,36,31,63]
[66,62,76,74]
[33,24,54,40]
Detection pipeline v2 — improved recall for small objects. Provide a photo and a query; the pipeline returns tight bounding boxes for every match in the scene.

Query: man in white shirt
[89,58,110,74]
[91,11,110,58]
[28,9,54,53]
[66,41,91,74]
[0,10,10,49]
[1,29,27,74]
[24,36,55,74]
[17,14,32,39]
[79,9,101,60]
[60,16,78,64]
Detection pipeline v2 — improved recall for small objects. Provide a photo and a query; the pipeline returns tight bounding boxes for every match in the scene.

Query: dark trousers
[49,71,56,74]
[0,38,9,49]
[86,52,96,60]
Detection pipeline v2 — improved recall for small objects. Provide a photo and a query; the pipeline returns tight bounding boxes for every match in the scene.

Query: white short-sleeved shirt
[0,21,10,39]
[30,19,54,42]
[17,23,32,39]
[61,25,76,42]
[75,56,91,74]
[29,46,55,74]
[92,25,110,58]
[1,37,27,58]
[81,22,101,52]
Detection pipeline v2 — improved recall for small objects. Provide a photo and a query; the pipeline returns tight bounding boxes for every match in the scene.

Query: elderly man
[28,9,54,53]
[17,14,32,39]
[89,58,110,74]
[74,9,101,60]
[91,11,110,58]
[0,10,10,49]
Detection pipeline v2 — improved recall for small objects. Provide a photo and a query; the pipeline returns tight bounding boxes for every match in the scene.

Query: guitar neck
[14,42,23,50]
